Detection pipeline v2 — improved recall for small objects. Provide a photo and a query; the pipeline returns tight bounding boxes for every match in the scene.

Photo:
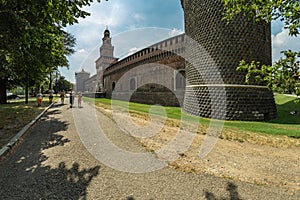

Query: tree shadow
[0,106,101,199]
[270,98,300,125]
[205,182,242,200]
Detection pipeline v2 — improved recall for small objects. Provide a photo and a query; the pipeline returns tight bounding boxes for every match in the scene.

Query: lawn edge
[0,102,55,159]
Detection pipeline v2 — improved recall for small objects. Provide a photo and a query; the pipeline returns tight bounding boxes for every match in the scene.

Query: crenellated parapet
[103,34,186,106]
[104,34,185,76]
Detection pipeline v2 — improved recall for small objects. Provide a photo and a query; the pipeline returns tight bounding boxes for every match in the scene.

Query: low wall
[83,92,106,98]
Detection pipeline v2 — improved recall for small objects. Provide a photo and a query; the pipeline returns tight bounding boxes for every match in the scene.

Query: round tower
[181,0,277,120]
[75,69,90,93]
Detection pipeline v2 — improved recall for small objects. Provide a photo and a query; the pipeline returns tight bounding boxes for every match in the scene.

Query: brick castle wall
[181,0,277,120]
[103,35,186,106]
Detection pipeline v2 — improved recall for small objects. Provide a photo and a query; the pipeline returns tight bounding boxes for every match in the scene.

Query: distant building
[84,74,97,92]
[96,29,118,92]
[77,24,276,121]
[75,28,118,94]
[103,33,186,106]
[75,69,90,92]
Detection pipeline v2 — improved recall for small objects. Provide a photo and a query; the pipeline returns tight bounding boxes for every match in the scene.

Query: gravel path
[0,100,298,200]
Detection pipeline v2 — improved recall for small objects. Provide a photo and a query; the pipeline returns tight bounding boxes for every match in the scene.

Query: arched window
[112,82,116,91]
[130,77,136,91]
[175,70,186,90]
[103,78,107,89]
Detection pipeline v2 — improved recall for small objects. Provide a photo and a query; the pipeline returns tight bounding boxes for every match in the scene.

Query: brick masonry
[103,35,186,107]
[181,0,277,120]
[99,0,278,121]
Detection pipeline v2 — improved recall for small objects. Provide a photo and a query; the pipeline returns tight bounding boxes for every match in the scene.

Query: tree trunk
[25,72,29,104]
[49,71,52,90]
[0,78,7,104]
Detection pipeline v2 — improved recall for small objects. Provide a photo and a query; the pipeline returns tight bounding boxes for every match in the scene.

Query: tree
[54,76,73,93]
[237,50,300,95]
[221,0,300,36]
[222,0,300,95]
[0,0,107,104]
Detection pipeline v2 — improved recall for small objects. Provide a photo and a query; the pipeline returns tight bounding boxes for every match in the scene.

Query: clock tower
[96,28,118,92]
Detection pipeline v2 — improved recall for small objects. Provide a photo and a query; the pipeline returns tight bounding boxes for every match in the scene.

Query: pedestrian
[49,89,54,104]
[60,90,65,105]
[78,91,82,108]
[36,90,43,107]
[69,89,75,108]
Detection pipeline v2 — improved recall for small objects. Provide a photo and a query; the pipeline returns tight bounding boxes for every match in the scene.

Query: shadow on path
[205,182,242,200]
[0,106,101,199]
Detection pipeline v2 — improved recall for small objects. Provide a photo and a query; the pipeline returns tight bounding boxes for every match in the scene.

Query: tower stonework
[181,0,277,120]
[96,29,118,92]
[75,69,90,93]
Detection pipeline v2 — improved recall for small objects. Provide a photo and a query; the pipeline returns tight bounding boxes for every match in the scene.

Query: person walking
[77,91,82,108]
[36,90,43,107]
[60,90,65,105]
[69,89,75,108]
[48,89,54,104]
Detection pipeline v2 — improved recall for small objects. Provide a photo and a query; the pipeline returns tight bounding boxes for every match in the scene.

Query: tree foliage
[221,0,300,36]
[0,0,107,103]
[237,50,300,95]
[54,76,73,93]
[222,0,300,95]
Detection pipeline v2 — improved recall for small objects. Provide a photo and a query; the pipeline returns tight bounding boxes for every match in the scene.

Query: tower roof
[75,68,90,75]
[104,28,110,38]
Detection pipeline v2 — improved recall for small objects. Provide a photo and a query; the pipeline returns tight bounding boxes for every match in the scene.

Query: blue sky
[63,0,299,83]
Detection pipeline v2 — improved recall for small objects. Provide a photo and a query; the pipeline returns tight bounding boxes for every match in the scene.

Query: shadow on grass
[269,98,300,125]
[0,106,101,199]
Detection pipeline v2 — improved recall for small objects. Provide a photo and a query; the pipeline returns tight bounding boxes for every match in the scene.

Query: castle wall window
[103,78,107,89]
[129,77,136,91]
[112,82,116,91]
[175,70,186,90]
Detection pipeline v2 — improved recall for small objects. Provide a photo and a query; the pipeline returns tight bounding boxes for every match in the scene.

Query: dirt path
[0,101,299,199]
[95,105,300,193]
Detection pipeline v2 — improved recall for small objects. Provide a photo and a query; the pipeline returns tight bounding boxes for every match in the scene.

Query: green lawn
[0,97,56,129]
[224,94,300,138]
[0,97,53,147]
[86,93,300,138]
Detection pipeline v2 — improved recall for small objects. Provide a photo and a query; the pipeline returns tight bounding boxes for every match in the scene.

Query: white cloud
[78,49,86,53]
[126,47,139,56]
[133,13,145,22]
[77,2,127,27]
[272,28,300,62]
[113,28,176,59]
[168,28,184,37]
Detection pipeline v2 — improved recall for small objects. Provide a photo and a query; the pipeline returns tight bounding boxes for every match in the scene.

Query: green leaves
[237,50,300,95]
[221,0,300,36]
[223,0,300,95]
[0,0,104,103]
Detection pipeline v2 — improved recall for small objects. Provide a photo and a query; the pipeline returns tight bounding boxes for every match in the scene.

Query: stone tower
[181,0,277,120]
[75,69,90,93]
[96,28,117,92]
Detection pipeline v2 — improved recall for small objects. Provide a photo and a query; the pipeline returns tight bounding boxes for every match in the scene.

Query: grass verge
[0,97,54,148]
[85,93,300,139]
